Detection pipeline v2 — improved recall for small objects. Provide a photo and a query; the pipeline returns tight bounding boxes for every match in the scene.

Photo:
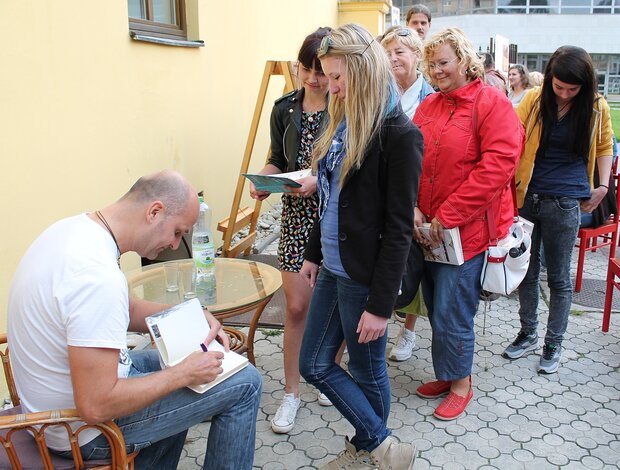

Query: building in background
[391,0,619,96]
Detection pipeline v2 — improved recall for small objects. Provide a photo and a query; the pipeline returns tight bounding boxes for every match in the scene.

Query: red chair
[574,167,620,293]
[603,257,620,332]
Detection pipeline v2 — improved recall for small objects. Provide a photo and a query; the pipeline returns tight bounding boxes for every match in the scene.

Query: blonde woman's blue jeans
[299,268,391,452]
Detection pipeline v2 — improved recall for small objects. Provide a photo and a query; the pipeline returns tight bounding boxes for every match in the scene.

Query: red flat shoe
[433,388,473,421]
[416,380,451,399]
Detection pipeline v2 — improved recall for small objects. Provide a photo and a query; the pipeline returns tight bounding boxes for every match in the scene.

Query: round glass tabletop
[126,258,281,314]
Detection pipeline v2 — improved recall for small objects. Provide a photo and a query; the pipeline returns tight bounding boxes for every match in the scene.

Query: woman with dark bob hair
[503,46,613,373]
[249,27,336,434]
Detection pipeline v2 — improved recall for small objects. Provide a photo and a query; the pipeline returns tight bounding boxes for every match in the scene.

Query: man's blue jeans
[299,268,391,452]
[71,349,261,470]
[422,252,484,380]
[518,193,580,345]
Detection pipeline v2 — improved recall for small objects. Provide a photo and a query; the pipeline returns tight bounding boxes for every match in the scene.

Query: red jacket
[413,78,524,261]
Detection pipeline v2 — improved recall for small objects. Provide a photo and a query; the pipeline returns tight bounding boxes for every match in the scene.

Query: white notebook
[145,298,248,393]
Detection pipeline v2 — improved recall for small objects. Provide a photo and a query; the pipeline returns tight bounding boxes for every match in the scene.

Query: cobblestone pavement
[179,242,620,469]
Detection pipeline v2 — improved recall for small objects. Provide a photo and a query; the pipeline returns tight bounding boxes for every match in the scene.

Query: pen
[200,343,208,352]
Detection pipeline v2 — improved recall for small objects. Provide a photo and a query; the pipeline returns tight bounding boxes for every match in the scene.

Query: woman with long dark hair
[503,46,613,373]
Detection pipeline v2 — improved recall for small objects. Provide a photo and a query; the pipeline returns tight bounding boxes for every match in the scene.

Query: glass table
[125,258,282,364]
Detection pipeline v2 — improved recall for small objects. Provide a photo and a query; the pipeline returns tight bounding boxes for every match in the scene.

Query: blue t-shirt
[320,161,349,278]
[529,113,590,199]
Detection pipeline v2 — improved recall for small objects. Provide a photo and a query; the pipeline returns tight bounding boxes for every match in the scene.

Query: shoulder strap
[473,86,519,245]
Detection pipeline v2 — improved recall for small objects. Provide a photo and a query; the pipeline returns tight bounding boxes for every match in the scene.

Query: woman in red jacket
[412,28,523,420]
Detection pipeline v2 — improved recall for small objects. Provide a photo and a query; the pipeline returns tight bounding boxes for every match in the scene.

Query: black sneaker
[502,331,538,359]
[537,343,562,374]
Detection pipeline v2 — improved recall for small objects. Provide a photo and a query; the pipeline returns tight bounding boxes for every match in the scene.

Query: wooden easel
[217,60,296,258]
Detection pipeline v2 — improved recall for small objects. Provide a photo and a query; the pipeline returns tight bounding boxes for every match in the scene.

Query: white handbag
[480,182,533,295]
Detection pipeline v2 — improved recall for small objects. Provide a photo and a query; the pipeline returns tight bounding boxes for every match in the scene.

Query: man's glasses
[428,57,458,72]
[319,34,374,56]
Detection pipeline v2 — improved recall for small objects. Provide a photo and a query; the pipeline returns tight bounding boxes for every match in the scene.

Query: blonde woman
[529,70,544,86]
[299,24,423,469]
[380,26,434,362]
[413,28,523,420]
[508,63,532,107]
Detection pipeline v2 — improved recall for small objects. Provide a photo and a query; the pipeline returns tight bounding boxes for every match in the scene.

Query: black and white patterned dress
[277,110,323,272]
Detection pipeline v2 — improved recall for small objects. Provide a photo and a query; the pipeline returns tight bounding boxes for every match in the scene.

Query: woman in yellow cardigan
[503,45,613,374]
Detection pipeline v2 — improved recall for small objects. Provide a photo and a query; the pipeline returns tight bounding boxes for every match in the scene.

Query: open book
[145,298,248,393]
[417,224,464,265]
[242,169,311,193]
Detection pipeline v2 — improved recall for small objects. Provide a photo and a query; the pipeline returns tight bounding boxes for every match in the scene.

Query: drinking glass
[164,263,180,292]
[180,264,197,299]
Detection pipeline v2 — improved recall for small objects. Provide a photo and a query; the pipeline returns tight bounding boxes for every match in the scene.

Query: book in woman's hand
[417,224,464,265]
[145,298,248,393]
[242,169,311,193]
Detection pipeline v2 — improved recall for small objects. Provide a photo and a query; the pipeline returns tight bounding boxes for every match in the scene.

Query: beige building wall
[0,0,338,329]
[0,1,390,399]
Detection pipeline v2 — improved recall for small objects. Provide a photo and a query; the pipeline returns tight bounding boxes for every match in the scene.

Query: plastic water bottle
[192,196,215,279]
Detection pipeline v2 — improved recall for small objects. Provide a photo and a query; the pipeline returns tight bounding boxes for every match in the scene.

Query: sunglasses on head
[319,34,374,56]
[380,28,413,42]
[319,35,331,56]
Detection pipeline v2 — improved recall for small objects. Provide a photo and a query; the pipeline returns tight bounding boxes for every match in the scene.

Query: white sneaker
[318,391,332,406]
[271,393,301,434]
[388,327,416,362]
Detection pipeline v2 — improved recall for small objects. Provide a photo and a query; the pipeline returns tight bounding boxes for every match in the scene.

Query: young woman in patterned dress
[249,27,334,434]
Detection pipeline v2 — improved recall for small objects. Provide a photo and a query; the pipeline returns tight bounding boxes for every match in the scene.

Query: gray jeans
[518,192,580,345]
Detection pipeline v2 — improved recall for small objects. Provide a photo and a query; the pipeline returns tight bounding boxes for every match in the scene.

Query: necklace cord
[95,210,121,267]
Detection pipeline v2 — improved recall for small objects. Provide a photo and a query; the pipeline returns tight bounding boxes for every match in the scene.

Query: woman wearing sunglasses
[248,27,336,435]
[380,26,434,363]
[412,28,523,420]
[299,23,423,470]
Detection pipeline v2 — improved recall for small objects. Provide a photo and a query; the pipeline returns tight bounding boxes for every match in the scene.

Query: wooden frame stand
[217,60,296,258]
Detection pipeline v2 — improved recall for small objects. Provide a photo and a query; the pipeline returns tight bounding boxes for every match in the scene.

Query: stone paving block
[175,244,620,469]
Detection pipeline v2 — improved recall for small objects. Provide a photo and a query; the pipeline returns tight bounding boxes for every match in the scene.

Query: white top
[8,214,131,450]
[509,89,527,108]
[400,73,425,119]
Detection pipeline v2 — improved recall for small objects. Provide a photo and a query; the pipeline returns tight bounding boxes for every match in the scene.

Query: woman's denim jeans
[299,268,391,452]
[422,252,484,381]
[518,192,580,345]
[60,349,262,470]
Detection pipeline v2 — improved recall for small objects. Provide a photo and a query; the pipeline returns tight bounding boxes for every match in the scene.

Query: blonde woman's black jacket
[267,88,326,172]
[304,110,424,318]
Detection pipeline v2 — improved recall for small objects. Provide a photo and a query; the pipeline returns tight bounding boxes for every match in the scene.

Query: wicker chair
[0,334,136,469]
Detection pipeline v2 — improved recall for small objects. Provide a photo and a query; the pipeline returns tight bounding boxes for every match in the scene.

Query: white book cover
[417,224,465,266]
[145,298,248,393]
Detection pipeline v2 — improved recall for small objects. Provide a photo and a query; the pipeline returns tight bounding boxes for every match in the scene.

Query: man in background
[483,52,508,95]
[406,4,431,40]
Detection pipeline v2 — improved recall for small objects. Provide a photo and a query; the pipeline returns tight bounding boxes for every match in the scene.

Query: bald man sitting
[8,170,261,470]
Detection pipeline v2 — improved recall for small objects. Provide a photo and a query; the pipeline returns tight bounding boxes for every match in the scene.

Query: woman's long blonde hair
[313,23,399,185]
[422,27,484,89]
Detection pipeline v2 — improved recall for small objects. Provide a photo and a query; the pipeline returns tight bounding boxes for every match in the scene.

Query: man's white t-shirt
[8,214,131,450]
